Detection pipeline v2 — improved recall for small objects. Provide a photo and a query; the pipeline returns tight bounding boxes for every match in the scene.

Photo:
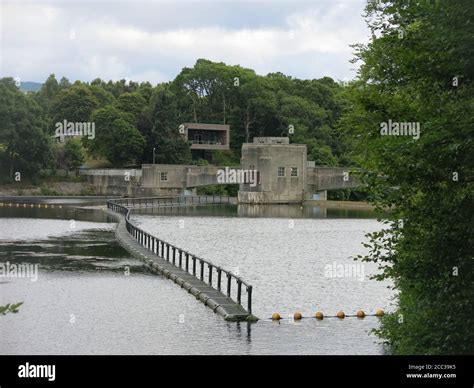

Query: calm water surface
[0,200,393,354]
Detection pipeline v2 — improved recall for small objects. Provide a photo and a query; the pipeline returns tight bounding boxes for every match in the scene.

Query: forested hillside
[0,59,351,181]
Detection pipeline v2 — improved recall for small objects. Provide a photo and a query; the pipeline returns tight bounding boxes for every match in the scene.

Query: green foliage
[115,92,146,120]
[306,139,338,166]
[6,60,354,175]
[62,138,85,170]
[171,58,346,159]
[51,84,99,127]
[211,150,240,166]
[87,105,145,166]
[39,184,60,196]
[0,302,23,315]
[341,0,474,354]
[0,78,53,178]
[197,184,238,196]
[140,85,192,164]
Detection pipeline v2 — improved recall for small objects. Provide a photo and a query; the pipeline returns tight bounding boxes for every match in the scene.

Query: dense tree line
[340,0,473,354]
[0,60,349,180]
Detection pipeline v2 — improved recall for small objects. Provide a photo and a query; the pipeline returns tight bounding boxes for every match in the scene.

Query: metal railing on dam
[107,195,255,320]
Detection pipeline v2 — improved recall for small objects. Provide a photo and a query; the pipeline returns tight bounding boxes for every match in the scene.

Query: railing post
[192,257,196,276]
[237,280,242,305]
[227,273,231,297]
[247,286,252,314]
[208,264,213,285]
[172,247,176,265]
[217,269,222,291]
[200,260,204,280]
[185,253,189,272]
[166,244,170,261]
[179,250,183,267]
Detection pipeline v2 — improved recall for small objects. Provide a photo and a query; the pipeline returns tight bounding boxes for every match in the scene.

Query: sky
[0,0,371,85]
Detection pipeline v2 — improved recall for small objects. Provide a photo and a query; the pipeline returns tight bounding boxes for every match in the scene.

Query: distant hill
[20,81,42,92]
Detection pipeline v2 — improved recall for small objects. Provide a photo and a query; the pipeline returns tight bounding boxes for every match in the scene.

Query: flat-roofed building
[239,137,307,204]
[181,123,230,151]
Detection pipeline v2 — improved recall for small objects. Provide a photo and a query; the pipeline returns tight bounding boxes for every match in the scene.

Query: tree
[51,84,99,127]
[87,106,145,166]
[341,0,474,354]
[55,138,85,171]
[115,92,146,121]
[34,74,60,118]
[140,85,191,164]
[59,77,71,90]
[89,85,115,107]
[0,78,52,179]
[306,139,338,166]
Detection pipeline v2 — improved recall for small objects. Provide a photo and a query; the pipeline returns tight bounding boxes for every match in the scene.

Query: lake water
[0,199,393,354]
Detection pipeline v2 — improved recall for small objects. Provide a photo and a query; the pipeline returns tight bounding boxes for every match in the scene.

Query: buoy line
[0,202,61,208]
[268,309,385,321]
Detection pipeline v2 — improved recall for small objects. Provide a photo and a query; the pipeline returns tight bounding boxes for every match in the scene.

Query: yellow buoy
[294,312,302,320]
[375,309,385,317]
[271,312,281,321]
[315,311,324,320]
[336,311,345,319]
[356,310,365,318]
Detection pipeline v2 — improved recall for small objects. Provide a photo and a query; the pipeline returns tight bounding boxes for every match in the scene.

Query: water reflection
[131,202,380,219]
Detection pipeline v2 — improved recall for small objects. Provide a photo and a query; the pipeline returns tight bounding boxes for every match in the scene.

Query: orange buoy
[271,312,281,321]
[336,311,345,319]
[294,312,302,320]
[315,311,324,320]
[375,309,385,317]
[356,310,365,318]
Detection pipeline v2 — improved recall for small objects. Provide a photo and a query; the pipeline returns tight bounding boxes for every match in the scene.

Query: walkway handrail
[107,195,253,314]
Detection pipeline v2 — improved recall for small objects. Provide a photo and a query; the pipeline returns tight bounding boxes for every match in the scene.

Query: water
[0,200,393,354]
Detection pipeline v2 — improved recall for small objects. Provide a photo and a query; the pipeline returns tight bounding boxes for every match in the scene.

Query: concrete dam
[81,137,361,204]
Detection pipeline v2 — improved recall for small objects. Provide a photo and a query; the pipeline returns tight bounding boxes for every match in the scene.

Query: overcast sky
[0,0,370,84]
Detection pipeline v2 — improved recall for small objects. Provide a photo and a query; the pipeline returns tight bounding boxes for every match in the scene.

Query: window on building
[291,167,298,177]
[277,167,285,177]
[160,172,168,181]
